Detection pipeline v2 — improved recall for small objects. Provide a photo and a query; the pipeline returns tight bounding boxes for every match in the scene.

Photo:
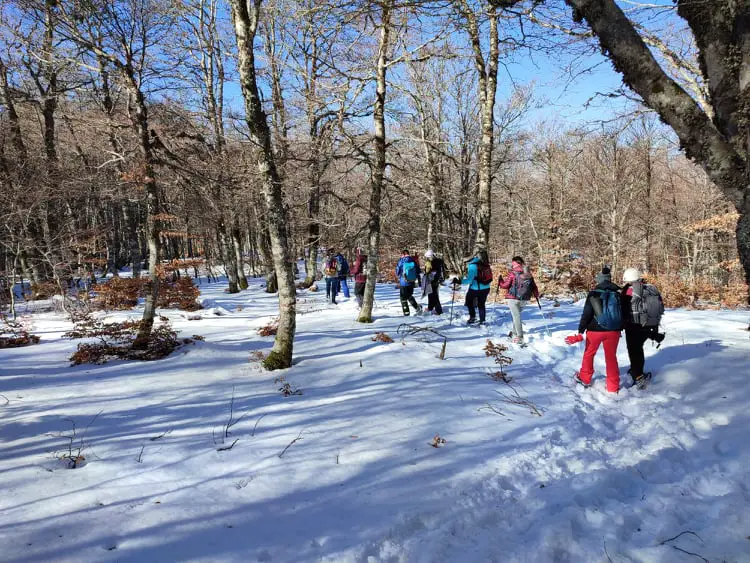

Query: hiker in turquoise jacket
[463,250,492,324]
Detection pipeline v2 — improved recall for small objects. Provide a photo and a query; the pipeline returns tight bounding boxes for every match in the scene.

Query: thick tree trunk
[219,221,240,293]
[230,0,296,369]
[566,0,749,302]
[358,1,392,323]
[232,223,249,289]
[458,1,499,255]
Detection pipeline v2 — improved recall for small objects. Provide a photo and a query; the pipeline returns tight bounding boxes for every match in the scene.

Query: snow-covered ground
[2,277,749,562]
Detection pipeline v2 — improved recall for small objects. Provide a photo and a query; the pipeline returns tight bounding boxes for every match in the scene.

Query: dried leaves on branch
[64,313,188,364]
[0,317,40,349]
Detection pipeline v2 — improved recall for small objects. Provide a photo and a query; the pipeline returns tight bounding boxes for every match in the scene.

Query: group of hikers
[565,265,665,392]
[321,247,665,393]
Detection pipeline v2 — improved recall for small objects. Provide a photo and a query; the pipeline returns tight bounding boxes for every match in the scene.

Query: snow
[1,276,749,562]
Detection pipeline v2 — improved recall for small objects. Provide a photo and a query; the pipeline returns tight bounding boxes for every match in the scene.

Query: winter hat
[623,267,640,283]
[595,266,612,285]
[424,249,434,259]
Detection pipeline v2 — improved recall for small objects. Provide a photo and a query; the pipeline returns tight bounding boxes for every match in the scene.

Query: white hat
[424,249,434,259]
[623,267,640,283]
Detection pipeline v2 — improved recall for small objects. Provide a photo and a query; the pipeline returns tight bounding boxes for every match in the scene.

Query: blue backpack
[402,259,418,282]
[337,255,349,276]
[594,289,622,330]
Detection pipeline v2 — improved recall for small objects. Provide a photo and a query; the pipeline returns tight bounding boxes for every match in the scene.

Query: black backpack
[509,271,535,300]
[631,282,664,327]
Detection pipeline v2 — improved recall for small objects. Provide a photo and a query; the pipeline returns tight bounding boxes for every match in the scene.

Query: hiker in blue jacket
[395,249,422,316]
[464,250,492,324]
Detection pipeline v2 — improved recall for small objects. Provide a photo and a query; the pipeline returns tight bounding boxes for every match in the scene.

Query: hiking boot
[467,318,477,325]
[574,372,592,388]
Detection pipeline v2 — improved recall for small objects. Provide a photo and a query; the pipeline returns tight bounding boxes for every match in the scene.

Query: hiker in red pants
[565,267,623,393]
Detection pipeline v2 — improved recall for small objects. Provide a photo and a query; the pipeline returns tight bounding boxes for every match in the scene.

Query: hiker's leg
[405,285,420,311]
[432,283,443,314]
[579,332,603,384]
[331,278,340,303]
[508,300,523,337]
[602,331,621,392]
[354,282,365,307]
[325,278,332,301]
[340,278,350,298]
[625,328,645,378]
[477,288,489,322]
[464,288,477,320]
[399,286,411,315]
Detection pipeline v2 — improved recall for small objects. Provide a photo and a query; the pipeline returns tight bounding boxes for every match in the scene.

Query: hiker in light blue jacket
[395,249,422,316]
[463,250,492,324]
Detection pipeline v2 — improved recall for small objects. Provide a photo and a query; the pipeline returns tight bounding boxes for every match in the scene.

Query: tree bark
[566,0,750,302]
[358,0,392,323]
[229,0,296,369]
[457,0,500,255]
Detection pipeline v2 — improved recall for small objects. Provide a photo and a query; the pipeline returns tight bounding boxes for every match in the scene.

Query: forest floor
[1,276,749,562]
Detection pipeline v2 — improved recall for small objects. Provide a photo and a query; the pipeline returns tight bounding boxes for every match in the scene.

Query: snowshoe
[633,372,652,390]
[574,372,592,389]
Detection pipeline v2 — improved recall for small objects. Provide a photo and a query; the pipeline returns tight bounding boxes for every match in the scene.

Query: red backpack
[476,262,493,284]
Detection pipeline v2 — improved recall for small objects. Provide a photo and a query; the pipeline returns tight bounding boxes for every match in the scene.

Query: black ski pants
[399,285,421,315]
[465,287,490,322]
[625,325,651,378]
[427,282,443,314]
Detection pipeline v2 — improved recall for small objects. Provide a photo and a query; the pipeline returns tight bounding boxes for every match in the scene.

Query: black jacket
[426,257,446,285]
[578,281,623,333]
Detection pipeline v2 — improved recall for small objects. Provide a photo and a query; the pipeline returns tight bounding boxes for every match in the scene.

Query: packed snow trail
[1,278,748,562]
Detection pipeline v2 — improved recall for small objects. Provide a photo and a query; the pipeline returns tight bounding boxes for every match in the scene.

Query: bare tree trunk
[458,0,499,254]
[359,0,392,323]
[128,85,161,349]
[232,222,249,289]
[230,0,296,369]
[219,221,239,292]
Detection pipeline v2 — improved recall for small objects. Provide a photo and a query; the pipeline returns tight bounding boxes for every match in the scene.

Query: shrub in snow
[0,317,40,348]
[275,376,302,396]
[93,276,201,311]
[257,318,279,337]
[157,277,202,311]
[64,313,187,364]
[372,332,394,343]
[483,339,512,371]
[93,278,146,310]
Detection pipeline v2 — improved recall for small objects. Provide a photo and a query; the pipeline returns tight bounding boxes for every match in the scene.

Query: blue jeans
[325,278,340,303]
[338,277,350,298]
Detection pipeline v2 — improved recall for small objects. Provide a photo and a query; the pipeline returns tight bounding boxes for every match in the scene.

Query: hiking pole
[449,279,458,325]
[536,296,552,337]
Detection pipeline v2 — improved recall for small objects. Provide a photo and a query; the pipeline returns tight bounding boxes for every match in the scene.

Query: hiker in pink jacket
[497,256,539,345]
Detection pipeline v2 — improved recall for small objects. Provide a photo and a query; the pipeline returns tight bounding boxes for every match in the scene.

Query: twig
[604,541,613,563]
[658,530,708,563]
[659,531,704,545]
[478,403,506,416]
[670,546,709,563]
[149,428,173,441]
[217,439,239,452]
[278,429,305,458]
[496,383,543,417]
[136,445,145,463]
[252,414,267,437]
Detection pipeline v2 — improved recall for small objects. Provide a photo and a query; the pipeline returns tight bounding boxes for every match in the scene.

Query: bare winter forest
[1,1,748,368]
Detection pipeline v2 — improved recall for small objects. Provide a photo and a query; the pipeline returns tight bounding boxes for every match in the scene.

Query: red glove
[565,334,584,345]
